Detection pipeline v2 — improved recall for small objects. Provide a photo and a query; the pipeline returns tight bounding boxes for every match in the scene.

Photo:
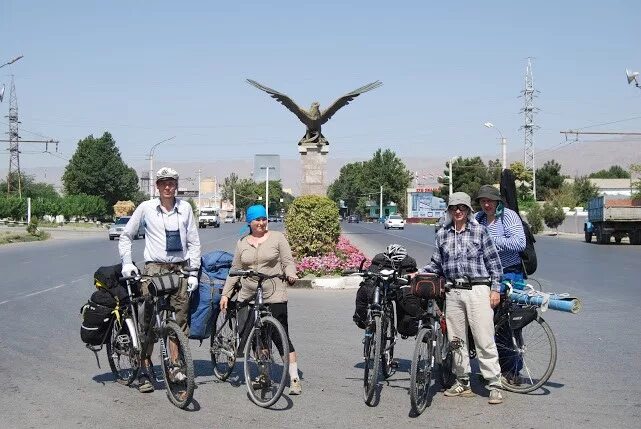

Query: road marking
[0,274,90,306]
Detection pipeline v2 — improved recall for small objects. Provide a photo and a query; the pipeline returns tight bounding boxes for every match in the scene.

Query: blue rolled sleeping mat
[508,288,582,314]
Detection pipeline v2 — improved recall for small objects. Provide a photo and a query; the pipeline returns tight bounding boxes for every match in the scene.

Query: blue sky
[1,0,640,178]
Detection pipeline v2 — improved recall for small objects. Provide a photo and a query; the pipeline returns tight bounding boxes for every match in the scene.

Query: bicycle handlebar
[228,269,286,282]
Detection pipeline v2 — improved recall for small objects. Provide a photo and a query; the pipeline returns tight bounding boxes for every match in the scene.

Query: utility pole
[379,185,383,220]
[520,58,539,200]
[197,168,202,212]
[147,136,176,198]
[0,76,59,197]
[233,188,237,221]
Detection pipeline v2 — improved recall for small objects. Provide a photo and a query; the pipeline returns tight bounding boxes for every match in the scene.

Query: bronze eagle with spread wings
[246,79,382,145]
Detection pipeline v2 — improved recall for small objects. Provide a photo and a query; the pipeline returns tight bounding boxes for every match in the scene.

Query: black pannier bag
[353,253,418,329]
[93,263,131,302]
[80,301,114,347]
[396,286,424,337]
[507,304,538,330]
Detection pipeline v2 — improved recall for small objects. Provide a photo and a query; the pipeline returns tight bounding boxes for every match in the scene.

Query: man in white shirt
[119,166,201,393]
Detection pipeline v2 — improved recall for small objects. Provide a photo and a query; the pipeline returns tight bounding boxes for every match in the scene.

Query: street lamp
[448,156,461,196]
[260,166,276,219]
[484,122,507,170]
[0,55,23,103]
[147,136,176,198]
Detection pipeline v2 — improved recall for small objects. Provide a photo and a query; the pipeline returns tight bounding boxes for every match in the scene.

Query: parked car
[348,215,360,223]
[384,214,405,230]
[268,215,279,222]
[224,214,235,223]
[435,215,446,231]
[109,216,145,240]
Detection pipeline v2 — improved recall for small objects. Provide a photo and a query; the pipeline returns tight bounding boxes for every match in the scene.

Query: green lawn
[0,231,50,245]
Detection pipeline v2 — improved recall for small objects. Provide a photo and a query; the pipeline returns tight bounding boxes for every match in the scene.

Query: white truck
[198,207,220,229]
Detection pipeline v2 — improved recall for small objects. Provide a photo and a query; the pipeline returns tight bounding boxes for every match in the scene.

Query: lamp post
[260,166,276,219]
[147,136,176,198]
[484,122,507,170]
[448,156,461,196]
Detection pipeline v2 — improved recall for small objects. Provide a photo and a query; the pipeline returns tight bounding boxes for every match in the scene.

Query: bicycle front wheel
[211,309,237,381]
[363,314,382,405]
[381,304,396,379]
[496,315,557,393]
[159,321,195,409]
[243,315,289,408]
[410,327,435,414]
[107,318,139,386]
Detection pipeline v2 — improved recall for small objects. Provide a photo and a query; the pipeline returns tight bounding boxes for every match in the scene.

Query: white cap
[156,167,179,181]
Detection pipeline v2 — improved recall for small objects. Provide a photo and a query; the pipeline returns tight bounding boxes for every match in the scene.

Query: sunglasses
[448,204,469,212]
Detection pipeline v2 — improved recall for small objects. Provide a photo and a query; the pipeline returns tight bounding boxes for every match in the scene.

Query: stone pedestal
[299,144,329,196]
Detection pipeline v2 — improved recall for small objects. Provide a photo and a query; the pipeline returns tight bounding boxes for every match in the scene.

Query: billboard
[407,187,446,219]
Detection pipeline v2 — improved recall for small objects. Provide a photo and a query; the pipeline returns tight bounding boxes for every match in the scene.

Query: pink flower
[295,235,370,277]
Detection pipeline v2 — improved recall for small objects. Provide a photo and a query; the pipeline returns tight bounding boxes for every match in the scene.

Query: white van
[198,207,220,228]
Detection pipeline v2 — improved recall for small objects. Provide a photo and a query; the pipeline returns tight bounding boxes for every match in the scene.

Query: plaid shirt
[422,220,503,292]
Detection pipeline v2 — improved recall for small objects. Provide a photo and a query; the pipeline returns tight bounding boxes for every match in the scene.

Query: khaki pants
[141,262,189,337]
[445,285,502,387]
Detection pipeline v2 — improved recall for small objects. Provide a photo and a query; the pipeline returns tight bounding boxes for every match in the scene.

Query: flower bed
[296,236,371,277]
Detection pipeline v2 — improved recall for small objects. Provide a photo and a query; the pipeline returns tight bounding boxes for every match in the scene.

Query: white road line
[0,274,90,306]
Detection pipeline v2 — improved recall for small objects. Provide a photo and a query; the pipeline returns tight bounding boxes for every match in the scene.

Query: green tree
[438,156,493,202]
[548,183,577,208]
[536,160,564,201]
[361,149,413,215]
[0,172,59,199]
[542,201,565,233]
[62,132,140,208]
[589,165,631,179]
[233,178,263,217]
[328,161,366,215]
[525,203,544,234]
[572,176,599,208]
[509,161,534,199]
[220,173,240,203]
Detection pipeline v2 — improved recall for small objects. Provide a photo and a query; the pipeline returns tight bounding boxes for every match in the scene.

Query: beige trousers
[445,285,502,387]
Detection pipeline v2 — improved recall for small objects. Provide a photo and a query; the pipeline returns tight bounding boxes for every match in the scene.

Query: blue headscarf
[246,205,267,223]
[240,205,267,236]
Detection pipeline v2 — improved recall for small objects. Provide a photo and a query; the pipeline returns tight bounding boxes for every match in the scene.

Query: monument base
[300,144,328,196]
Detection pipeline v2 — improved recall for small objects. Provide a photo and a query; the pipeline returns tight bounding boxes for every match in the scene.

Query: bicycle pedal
[390,361,399,369]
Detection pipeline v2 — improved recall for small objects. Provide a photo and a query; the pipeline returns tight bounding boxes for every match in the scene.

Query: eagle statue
[246,79,382,145]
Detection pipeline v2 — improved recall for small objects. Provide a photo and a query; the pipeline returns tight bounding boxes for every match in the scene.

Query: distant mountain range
[4,139,639,195]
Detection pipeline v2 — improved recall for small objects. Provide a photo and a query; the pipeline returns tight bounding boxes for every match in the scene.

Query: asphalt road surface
[1,221,639,428]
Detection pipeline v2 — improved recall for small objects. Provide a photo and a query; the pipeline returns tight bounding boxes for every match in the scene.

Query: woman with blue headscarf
[220,205,302,395]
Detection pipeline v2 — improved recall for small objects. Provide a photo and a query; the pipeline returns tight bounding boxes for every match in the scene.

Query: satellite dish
[0,84,4,102]
[626,69,639,85]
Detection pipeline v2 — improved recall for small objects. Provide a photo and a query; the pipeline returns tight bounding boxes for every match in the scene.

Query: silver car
[109,216,145,240]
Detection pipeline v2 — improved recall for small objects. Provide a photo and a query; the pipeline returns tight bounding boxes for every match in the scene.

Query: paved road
[1,222,639,427]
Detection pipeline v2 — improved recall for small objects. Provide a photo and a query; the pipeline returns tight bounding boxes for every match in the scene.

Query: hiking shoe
[488,388,503,404]
[138,375,154,393]
[444,379,474,397]
[289,378,302,395]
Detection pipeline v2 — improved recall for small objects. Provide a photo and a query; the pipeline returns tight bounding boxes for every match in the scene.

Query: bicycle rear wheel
[107,318,139,386]
[243,315,289,408]
[381,304,396,379]
[159,321,195,409]
[496,315,557,393]
[211,309,237,381]
[363,314,382,405]
[410,327,435,415]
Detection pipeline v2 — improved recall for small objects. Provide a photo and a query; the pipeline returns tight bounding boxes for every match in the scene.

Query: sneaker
[444,379,474,397]
[289,378,302,395]
[138,375,154,393]
[488,388,503,404]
